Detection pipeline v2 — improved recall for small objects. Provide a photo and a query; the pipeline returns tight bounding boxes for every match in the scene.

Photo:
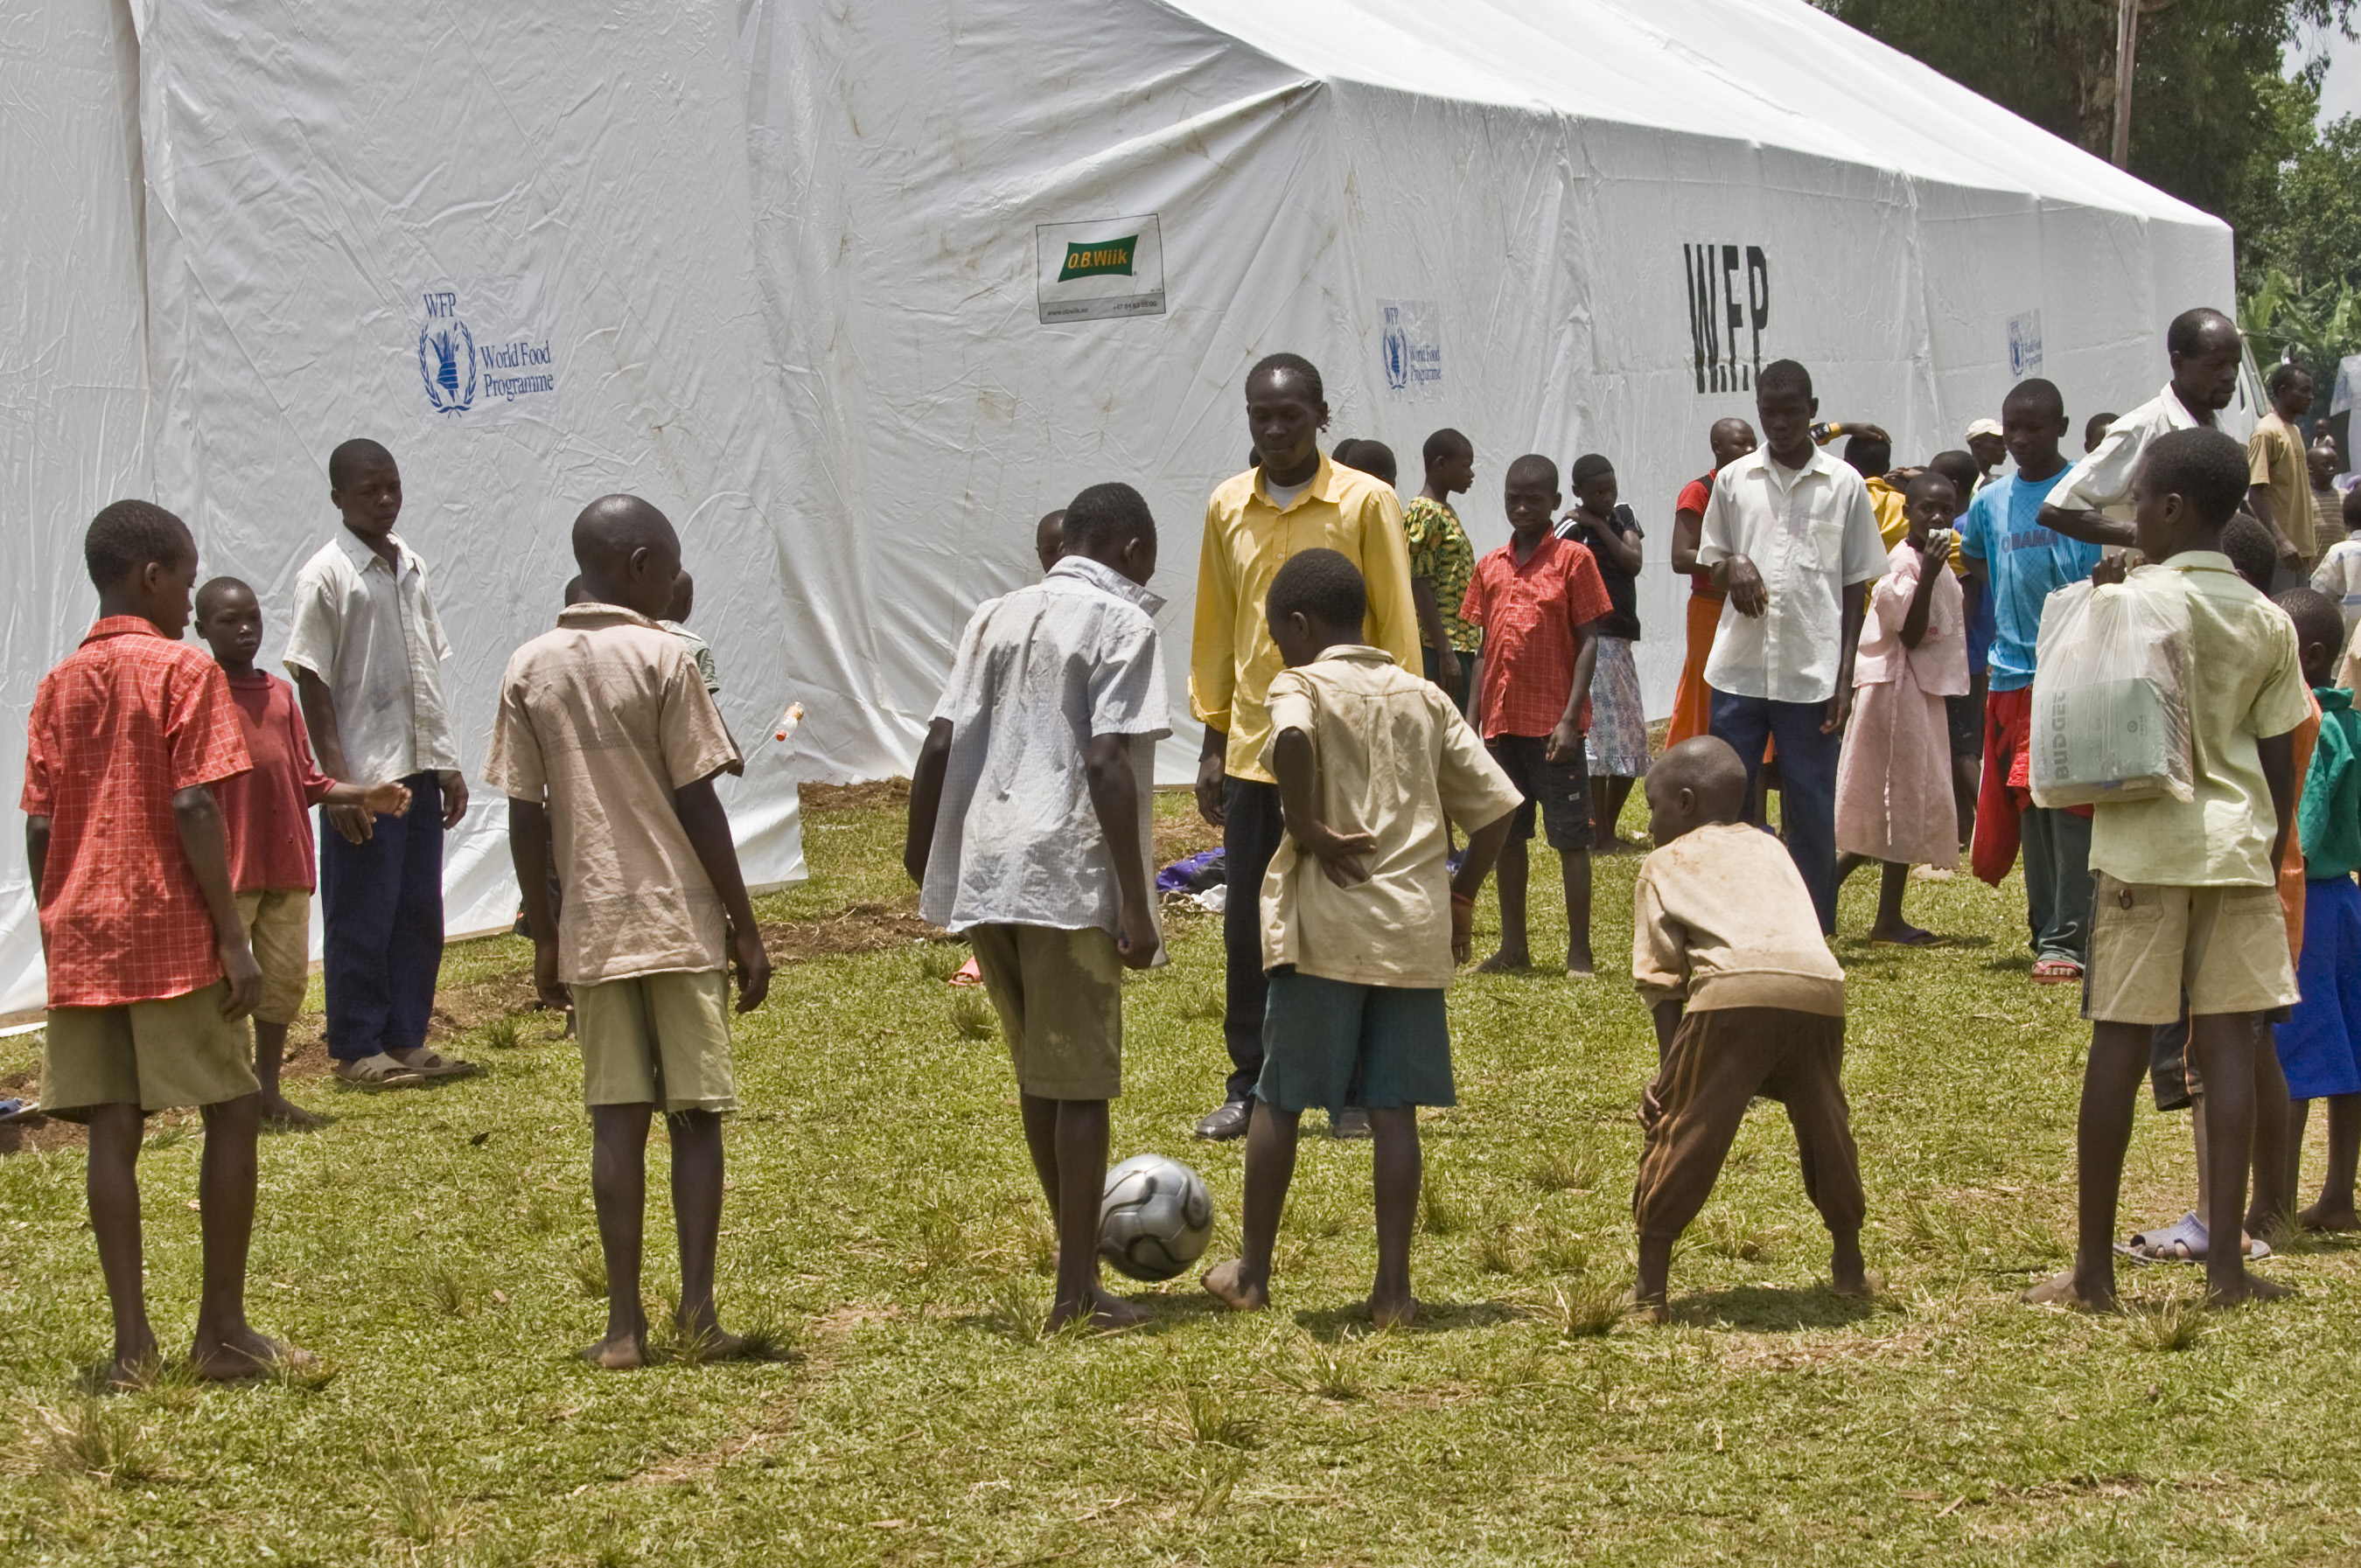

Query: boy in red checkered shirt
[1459,455,1613,976]
[22,501,310,1386]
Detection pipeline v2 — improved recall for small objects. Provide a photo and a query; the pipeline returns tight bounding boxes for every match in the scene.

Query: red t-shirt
[1678,472,1721,598]
[22,618,251,1007]
[213,672,337,894]
[1457,534,1614,740]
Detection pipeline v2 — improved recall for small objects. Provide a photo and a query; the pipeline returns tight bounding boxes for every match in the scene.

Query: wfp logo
[418,291,476,416]
[1382,305,1409,393]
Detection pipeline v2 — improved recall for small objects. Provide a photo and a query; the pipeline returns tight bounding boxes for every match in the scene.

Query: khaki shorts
[574,969,735,1112]
[967,923,1122,1100]
[2084,875,2300,1026]
[236,889,312,1025]
[42,982,258,1121]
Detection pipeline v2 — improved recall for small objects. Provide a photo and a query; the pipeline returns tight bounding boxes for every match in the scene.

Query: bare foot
[2298,1202,2361,1232]
[191,1328,313,1381]
[2022,1267,2116,1313]
[1049,1288,1150,1332]
[1201,1258,1269,1312]
[1867,923,1940,947]
[1369,1292,1419,1329]
[107,1340,163,1391]
[1619,1286,1670,1325]
[673,1321,749,1362]
[2205,1270,2296,1307]
[1831,1269,1880,1301]
[579,1332,646,1369]
[1565,947,1596,979]
[1475,950,1531,974]
[260,1094,325,1129]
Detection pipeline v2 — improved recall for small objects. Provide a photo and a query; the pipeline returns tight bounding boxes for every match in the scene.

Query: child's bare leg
[1867,861,1934,944]
[1632,1233,1674,1321]
[585,1104,652,1368]
[1477,836,1531,971]
[1204,1099,1298,1310]
[1561,847,1593,977]
[2025,1021,2149,1310]
[190,1093,298,1377]
[1829,1227,1869,1296]
[84,1104,156,1384]
[252,1021,322,1128]
[667,1109,741,1355]
[2192,1013,2293,1305]
[2240,1018,2295,1245]
[1834,852,1869,889]
[1036,1098,1144,1331]
[1368,1107,1420,1327]
[2302,1094,2361,1228]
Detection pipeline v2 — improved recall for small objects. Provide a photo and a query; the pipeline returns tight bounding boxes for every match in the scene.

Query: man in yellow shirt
[1190,353,1421,1140]
[2247,364,2315,568]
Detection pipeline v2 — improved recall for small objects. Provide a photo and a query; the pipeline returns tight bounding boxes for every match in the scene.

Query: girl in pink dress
[1835,472,1968,944]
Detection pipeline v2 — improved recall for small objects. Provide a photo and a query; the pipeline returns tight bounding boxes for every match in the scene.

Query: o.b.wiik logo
[1684,243,1770,394]
[1058,235,1138,282]
[418,291,476,416]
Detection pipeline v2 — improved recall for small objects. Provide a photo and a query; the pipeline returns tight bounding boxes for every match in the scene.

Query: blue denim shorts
[1254,968,1453,1116]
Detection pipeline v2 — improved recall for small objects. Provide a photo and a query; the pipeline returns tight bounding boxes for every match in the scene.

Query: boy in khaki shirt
[1628,736,1868,1321]
[485,495,772,1369]
[1201,549,1521,1327]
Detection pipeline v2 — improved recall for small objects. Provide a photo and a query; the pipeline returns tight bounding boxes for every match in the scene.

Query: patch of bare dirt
[760,901,951,959]
[800,778,911,814]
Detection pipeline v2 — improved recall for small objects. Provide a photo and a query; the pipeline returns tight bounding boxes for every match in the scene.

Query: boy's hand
[1820,685,1854,735]
[531,938,571,1013]
[1450,890,1477,964]
[326,803,374,844]
[1437,646,1463,694]
[218,932,263,1021]
[437,770,469,830]
[1195,750,1228,828]
[1722,554,1768,617]
[1915,529,1953,568]
[728,922,772,1013]
[1545,715,1584,767]
[2090,554,2130,587]
[1115,898,1161,970]
[360,780,413,818]
[1298,821,1377,888]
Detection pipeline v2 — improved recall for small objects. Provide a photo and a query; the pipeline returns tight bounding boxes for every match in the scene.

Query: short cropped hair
[1329,438,1359,468]
[2087,413,2118,441]
[194,575,252,617]
[2266,361,2310,397]
[1570,453,1615,488]
[2142,428,2251,531]
[2165,307,2236,359]
[1841,435,1890,477]
[1247,352,1324,405]
[1506,452,1559,490]
[1422,428,1471,467]
[2221,513,2280,593]
[327,437,395,489]
[84,499,192,589]
[2274,586,2343,654]
[1343,440,1396,485]
[1266,547,1366,631]
[2003,378,2064,420]
[1757,359,1813,400]
[1061,480,1156,556]
[1929,449,1980,496]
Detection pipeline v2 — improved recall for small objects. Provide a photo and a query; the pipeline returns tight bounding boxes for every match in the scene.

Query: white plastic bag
[2027,574,2195,808]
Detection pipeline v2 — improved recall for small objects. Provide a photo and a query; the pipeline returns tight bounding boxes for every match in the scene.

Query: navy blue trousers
[1708,691,1841,936]
[319,771,445,1062]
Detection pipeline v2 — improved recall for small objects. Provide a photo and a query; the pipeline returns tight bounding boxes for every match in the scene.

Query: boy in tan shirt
[1201,549,1522,1327]
[485,495,772,1369]
[1629,735,1868,1321]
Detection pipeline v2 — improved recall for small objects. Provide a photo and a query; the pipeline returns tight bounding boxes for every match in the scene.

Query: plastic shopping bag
[2027,574,2194,808]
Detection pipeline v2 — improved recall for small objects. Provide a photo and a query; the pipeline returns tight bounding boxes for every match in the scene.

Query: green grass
[3,790,2360,1564]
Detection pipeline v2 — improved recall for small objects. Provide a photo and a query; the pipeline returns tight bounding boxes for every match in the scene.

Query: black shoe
[1194,1099,1252,1140]
[1330,1106,1372,1139]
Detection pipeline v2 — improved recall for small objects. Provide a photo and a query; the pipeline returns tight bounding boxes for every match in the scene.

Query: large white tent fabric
[3,0,2235,1016]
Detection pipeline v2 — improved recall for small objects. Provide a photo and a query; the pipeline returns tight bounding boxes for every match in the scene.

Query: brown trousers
[1633,1005,1865,1242]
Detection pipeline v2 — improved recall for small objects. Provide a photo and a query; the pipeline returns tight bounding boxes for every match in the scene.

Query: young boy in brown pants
[1628,735,1869,1321]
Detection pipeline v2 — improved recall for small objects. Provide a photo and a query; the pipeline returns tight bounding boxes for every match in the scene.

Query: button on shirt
[22,618,253,1007]
[1458,533,1613,739]
[922,556,1170,936]
[283,530,460,781]
[1191,456,1421,784]
[2049,382,2207,525]
[2087,554,2312,889]
[214,672,337,894]
[1257,646,1524,989]
[1697,446,1888,705]
[483,605,744,985]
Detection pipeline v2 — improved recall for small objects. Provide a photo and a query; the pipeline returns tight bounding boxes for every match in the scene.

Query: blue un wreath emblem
[419,318,478,415]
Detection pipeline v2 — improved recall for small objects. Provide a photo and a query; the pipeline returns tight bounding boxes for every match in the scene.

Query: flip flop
[0,1097,36,1124]
[332,1053,426,1090]
[2120,1211,2204,1263]
[389,1047,478,1079]
[2030,958,2083,986]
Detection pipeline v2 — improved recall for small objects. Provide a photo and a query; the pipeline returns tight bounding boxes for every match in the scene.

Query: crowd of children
[23,321,2361,1376]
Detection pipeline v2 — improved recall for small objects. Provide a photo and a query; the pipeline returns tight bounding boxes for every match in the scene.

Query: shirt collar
[1314,644,1397,668]
[2156,381,2211,432]
[557,602,664,631]
[2156,550,2236,576]
[1046,554,1166,616]
[1751,443,1842,491]
[81,615,172,645]
[1256,453,1335,513]
[336,527,415,576]
[2316,686,2353,711]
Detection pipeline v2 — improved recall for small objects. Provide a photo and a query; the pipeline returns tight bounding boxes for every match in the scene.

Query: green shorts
[1255,968,1453,1116]
[42,982,258,1121]
[967,923,1122,1100]
[573,969,736,1113]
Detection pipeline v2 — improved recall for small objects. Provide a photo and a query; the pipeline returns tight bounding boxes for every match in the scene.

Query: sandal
[2031,958,2083,986]
[332,1053,426,1090]
[2120,1212,2273,1263]
[389,1047,478,1079]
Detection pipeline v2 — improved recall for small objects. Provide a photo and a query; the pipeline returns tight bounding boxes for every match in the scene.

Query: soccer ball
[1098,1153,1215,1282]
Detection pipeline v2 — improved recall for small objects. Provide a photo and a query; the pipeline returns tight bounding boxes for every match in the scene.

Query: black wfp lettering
[1686,244,1722,394]
[1682,244,1771,395]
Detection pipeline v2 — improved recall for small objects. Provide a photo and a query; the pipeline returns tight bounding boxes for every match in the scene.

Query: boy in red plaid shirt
[23,501,309,1385]
[1459,455,1613,975]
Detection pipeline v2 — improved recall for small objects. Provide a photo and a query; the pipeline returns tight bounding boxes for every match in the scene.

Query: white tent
[2,0,2235,1014]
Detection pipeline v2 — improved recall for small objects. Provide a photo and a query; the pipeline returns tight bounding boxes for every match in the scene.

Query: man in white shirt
[284,439,471,1088]
[1697,359,1888,933]
[2042,307,2298,568]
